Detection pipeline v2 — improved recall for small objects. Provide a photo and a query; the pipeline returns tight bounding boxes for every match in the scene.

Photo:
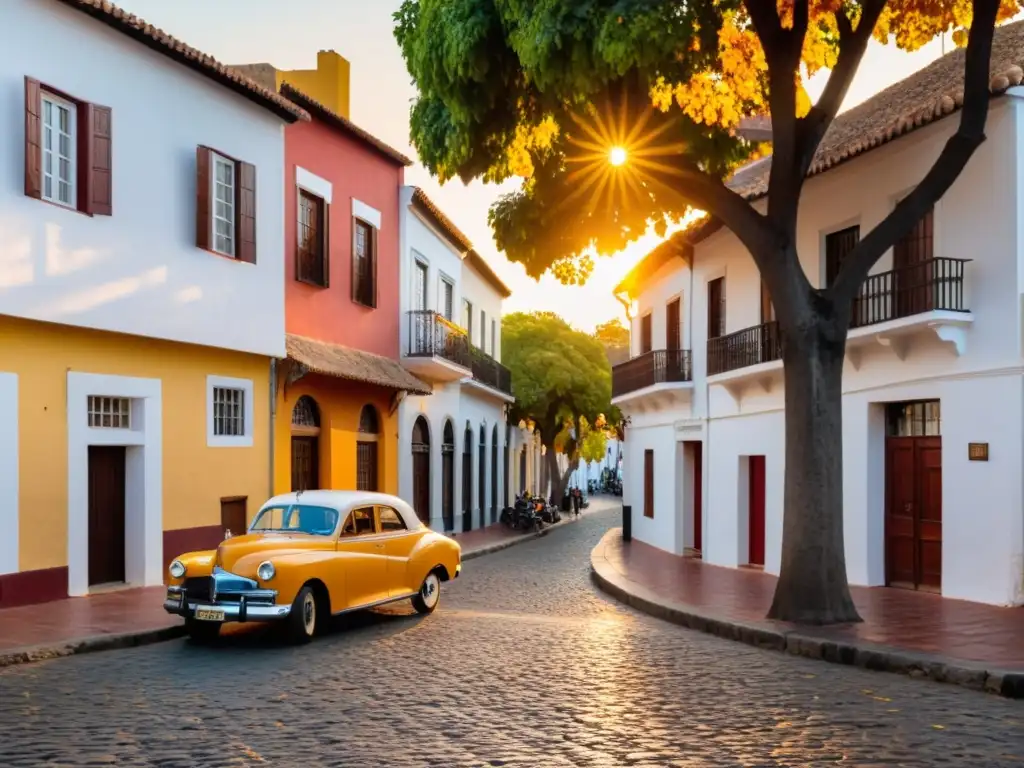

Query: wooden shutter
[24,77,42,200]
[370,224,379,308]
[708,277,725,338]
[640,313,652,353]
[825,225,859,287]
[195,146,212,251]
[643,449,654,518]
[351,217,361,303]
[666,298,681,350]
[236,161,257,264]
[321,201,330,287]
[84,103,112,216]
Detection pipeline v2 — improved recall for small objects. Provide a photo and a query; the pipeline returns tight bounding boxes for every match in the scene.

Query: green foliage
[579,422,608,464]
[502,312,612,444]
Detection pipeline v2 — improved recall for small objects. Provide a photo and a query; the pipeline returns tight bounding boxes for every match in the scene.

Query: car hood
[216,532,331,574]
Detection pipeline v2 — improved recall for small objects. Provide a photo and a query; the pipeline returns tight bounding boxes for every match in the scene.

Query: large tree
[594,318,631,366]
[396,0,1015,624]
[503,312,612,503]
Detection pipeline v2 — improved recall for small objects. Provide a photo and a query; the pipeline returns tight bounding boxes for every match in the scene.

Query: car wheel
[284,585,317,644]
[184,618,220,644]
[411,570,441,615]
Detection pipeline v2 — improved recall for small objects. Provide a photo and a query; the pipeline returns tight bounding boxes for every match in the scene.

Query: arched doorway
[462,422,473,531]
[491,424,498,523]
[411,416,431,524]
[291,395,320,491]
[356,405,379,491]
[442,421,455,532]
[478,424,487,529]
[504,423,511,508]
[519,445,527,494]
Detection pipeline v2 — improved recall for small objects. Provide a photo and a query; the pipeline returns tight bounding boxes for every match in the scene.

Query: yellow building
[232,50,352,119]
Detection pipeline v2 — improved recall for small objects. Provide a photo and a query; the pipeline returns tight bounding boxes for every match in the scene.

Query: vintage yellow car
[164,490,462,644]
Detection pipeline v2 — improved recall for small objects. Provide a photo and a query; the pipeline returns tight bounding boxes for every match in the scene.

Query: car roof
[259,490,424,530]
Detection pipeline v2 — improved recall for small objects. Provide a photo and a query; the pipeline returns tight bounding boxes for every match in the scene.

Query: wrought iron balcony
[470,348,513,396]
[407,310,471,370]
[612,349,693,399]
[852,257,969,328]
[707,321,782,376]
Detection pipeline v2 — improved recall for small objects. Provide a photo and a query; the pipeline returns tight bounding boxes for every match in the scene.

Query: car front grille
[183,577,213,602]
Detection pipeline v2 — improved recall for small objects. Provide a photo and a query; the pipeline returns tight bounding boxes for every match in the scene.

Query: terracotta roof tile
[54,0,309,122]
[286,334,431,396]
[279,83,413,167]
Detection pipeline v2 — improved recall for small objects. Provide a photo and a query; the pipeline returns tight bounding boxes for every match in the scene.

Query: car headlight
[168,560,186,579]
[257,561,275,581]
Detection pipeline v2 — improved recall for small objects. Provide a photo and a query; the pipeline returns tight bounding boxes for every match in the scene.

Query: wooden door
[412,449,430,524]
[478,442,486,527]
[442,447,455,532]
[291,436,319,491]
[666,298,681,351]
[894,208,934,317]
[463,433,473,531]
[886,436,942,590]
[88,445,126,586]
[640,313,653,354]
[692,442,703,553]
[220,497,247,539]
[356,441,378,491]
[748,455,766,567]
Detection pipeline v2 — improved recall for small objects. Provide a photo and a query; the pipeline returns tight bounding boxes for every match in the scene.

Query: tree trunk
[767,313,862,625]
[545,447,573,505]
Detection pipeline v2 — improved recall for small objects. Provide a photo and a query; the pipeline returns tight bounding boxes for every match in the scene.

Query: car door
[335,506,389,608]
[377,505,418,596]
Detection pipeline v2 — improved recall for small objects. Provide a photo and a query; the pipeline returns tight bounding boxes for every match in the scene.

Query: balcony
[611,349,694,410]
[707,321,782,377]
[404,310,472,382]
[465,349,515,402]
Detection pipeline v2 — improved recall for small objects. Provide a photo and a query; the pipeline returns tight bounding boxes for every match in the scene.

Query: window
[640,313,653,354]
[643,449,654,518]
[24,78,112,216]
[887,400,941,437]
[377,506,407,532]
[824,225,860,287]
[707,277,725,338]
[207,375,254,448]
[441,277,454,320]
[196,146,256,263]
[87,396,131,429]
[341,506,376,536]
[352,218,377,307]
[491,319,496,357]
[414,260,428,311]
[480,310,487,351]
[297,189,328,286]
[463,299,473,338]
[251,504,339,536]
[666,298,681,351]
[357,404,380,492]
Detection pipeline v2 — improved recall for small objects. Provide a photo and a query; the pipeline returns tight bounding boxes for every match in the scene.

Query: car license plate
[194,607,225,622]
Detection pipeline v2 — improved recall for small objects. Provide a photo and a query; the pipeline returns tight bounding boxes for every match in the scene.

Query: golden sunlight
[609,146,628,166]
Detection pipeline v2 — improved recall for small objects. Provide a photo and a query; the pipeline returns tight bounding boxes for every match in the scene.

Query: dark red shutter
[195,146,212,251]
[321,201,330,287]
[24,78,42,200]
[236,161,257,264]
[371,225,378,308]
[351,216,359,302]
[85,103,112,216]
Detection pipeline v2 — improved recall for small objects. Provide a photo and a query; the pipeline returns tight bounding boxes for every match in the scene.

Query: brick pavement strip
[0,509,587,669]
[591,528,1024,700]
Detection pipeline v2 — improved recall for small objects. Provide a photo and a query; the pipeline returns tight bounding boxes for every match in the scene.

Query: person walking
[571,487,582,518]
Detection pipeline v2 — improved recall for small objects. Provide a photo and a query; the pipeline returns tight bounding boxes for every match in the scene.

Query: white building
[612,29,1024,608]
[396,187,517,532]
[569,437,623,492]
[0,0,302,605]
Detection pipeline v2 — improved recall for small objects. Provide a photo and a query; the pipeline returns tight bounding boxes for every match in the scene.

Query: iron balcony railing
[612,349,693,398]
[470,348,513,396]
[707,321,782,376]
[851,257,969,328]
[708,258,970,376]
[407,310,472,369]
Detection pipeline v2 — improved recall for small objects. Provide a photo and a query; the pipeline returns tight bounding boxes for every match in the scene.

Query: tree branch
[831,0,1000,306]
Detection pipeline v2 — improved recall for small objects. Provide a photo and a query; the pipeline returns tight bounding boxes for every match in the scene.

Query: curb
[0,515,581,669]
[590,539,1024,700]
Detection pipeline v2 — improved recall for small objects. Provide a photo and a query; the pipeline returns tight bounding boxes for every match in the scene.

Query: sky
[115,0,959,332]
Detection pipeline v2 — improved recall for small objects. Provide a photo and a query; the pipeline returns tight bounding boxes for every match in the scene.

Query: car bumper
[164,586,290,623]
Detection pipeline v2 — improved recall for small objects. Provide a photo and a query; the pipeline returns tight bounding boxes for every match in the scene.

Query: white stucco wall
[618,96,1024,606]
[462,264,504,359]
[0,0,288,356]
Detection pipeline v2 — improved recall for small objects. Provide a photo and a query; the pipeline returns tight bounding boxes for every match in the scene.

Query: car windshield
[250,504,339,536]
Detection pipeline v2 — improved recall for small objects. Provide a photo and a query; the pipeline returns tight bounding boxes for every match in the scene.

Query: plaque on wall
[968,442,989,461]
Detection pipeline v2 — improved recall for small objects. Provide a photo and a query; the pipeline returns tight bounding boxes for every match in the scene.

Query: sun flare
[609,146,628,166]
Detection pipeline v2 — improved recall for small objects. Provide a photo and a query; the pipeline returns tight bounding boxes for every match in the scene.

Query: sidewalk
[591,528,1024,699]
[0,504,599,668]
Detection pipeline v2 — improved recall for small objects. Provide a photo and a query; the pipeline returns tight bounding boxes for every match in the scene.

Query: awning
[285,334,431,396]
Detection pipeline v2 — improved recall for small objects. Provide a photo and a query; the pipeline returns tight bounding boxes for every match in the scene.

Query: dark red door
[88,445,126,586]
[693,442,703,553]
[291,436,319,491]
[220,497,247,539]
[886,436,942,590]
[748,455,766,567]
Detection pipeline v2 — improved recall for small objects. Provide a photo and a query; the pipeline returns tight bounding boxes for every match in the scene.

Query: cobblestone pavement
[1,503,1022,767]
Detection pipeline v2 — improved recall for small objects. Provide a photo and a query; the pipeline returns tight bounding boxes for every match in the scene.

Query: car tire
[185,618,220,644]
[284,585,317,645]
[411,570,441,615]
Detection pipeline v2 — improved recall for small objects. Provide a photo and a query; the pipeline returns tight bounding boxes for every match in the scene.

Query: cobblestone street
[0,504,1021,767]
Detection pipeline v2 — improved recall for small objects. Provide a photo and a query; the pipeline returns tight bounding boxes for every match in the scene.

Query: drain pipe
[269,358,277,500]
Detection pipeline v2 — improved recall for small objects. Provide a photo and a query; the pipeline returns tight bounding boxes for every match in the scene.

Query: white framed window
[211,153,236,257]
[414,258,428,311]
[440,276,454,321]
[206,375,254,448]
[42,93,76,208]
[87,396,131,429]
